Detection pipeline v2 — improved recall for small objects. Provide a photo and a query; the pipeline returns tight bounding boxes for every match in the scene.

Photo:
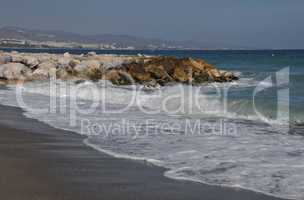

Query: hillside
[0,26,201,50]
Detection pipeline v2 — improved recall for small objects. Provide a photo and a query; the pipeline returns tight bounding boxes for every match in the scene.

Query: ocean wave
[1,80,304,199]
[9,78,297,126]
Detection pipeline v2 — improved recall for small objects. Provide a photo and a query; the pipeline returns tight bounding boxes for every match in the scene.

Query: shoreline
[0,104,287,200]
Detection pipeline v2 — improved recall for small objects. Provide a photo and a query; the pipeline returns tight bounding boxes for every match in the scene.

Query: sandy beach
[0,104,287,200]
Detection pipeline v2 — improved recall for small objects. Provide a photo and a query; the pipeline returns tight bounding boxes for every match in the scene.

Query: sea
[0,49,303,199]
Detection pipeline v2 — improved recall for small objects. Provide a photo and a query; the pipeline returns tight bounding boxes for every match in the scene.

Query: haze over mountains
[0,26,207,50]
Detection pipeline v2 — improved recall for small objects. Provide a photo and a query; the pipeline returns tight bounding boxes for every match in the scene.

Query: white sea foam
[84,138,164,166]
[0,78,303,200]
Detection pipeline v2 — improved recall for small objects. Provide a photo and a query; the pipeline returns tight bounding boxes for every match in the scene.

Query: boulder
[11,54,24,63]
[87,51,97,57]
[188,58,211,71]
[207,68,221,80]
[124,62,152,82]
[104,70,133,85]
[74,79,86,84]
[58,57,71,68]
[192,71,210,83]
[73,64,87,74]
[38,61,57,70]
[29,61,57,80]
[69,59,81,68]
[56,68,70,80]
[63,52,71,58]
[220,71,239,82]
[31,68,56,80]
[74,60,103,80]
[144,64,172,82]
[74,60,98,72]
[0,63,31,80]
[143,79,161,89]
[0,54,12,64]
[86,67,103,81]
[22,56,39,69]
[172,66,192,83]
[144,57,179,75]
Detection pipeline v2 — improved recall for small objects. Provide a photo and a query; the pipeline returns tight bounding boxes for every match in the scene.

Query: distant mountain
[0,26,203,50]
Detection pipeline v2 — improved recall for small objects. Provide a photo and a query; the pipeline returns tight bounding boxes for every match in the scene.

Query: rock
[124,62,152,83]
[188,58,210,71]
[104,70,133,85]
[143,79,161,89]
[73,64,87,74]
[82,60,101,70]
[101,59,129,69]
[104,70,120,84]
[31,68,56,80]
[172,66,192,83]
[56,68,70,80]
[221,71,239,82]
[0,63,30,80]
[74,79,86,84]
[69,59,81,68]
[22,56,39,69]
[192,71,210,83]
[86,67,103,81]
[74,60,101,73]
[87,51,97,57]
[58,57,71,68]
[29,61,57,80]
[144,64,172,82]
[38,61,57,70]
[144,57,179,75]
[11,54,24,63]
[207,68,221,80]
[63,52,71,58]
[74,60,103,80]
[0,54,12,64]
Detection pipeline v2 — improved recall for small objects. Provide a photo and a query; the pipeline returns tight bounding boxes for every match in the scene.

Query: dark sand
[0,104,287,200]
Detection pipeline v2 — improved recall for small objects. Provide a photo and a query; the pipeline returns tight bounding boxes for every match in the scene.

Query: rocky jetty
[0,51,238,86]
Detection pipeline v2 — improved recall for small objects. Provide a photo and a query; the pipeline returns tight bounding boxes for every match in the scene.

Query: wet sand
[0,104,287,200]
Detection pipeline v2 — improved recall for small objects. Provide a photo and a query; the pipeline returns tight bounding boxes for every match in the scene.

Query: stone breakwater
[0,51,238,86]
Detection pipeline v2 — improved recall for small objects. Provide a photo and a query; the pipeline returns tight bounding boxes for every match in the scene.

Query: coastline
[0,104,287,200]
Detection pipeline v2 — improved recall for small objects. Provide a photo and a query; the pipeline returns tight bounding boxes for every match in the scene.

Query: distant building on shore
[0,38,136,50]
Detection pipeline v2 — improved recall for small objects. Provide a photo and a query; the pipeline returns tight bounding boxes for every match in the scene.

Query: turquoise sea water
[0,49,303,199]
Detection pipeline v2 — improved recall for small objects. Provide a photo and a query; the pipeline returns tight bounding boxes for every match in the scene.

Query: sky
[0,0,303,49]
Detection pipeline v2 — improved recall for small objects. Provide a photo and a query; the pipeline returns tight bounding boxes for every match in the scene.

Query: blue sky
[0,0,303,49]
